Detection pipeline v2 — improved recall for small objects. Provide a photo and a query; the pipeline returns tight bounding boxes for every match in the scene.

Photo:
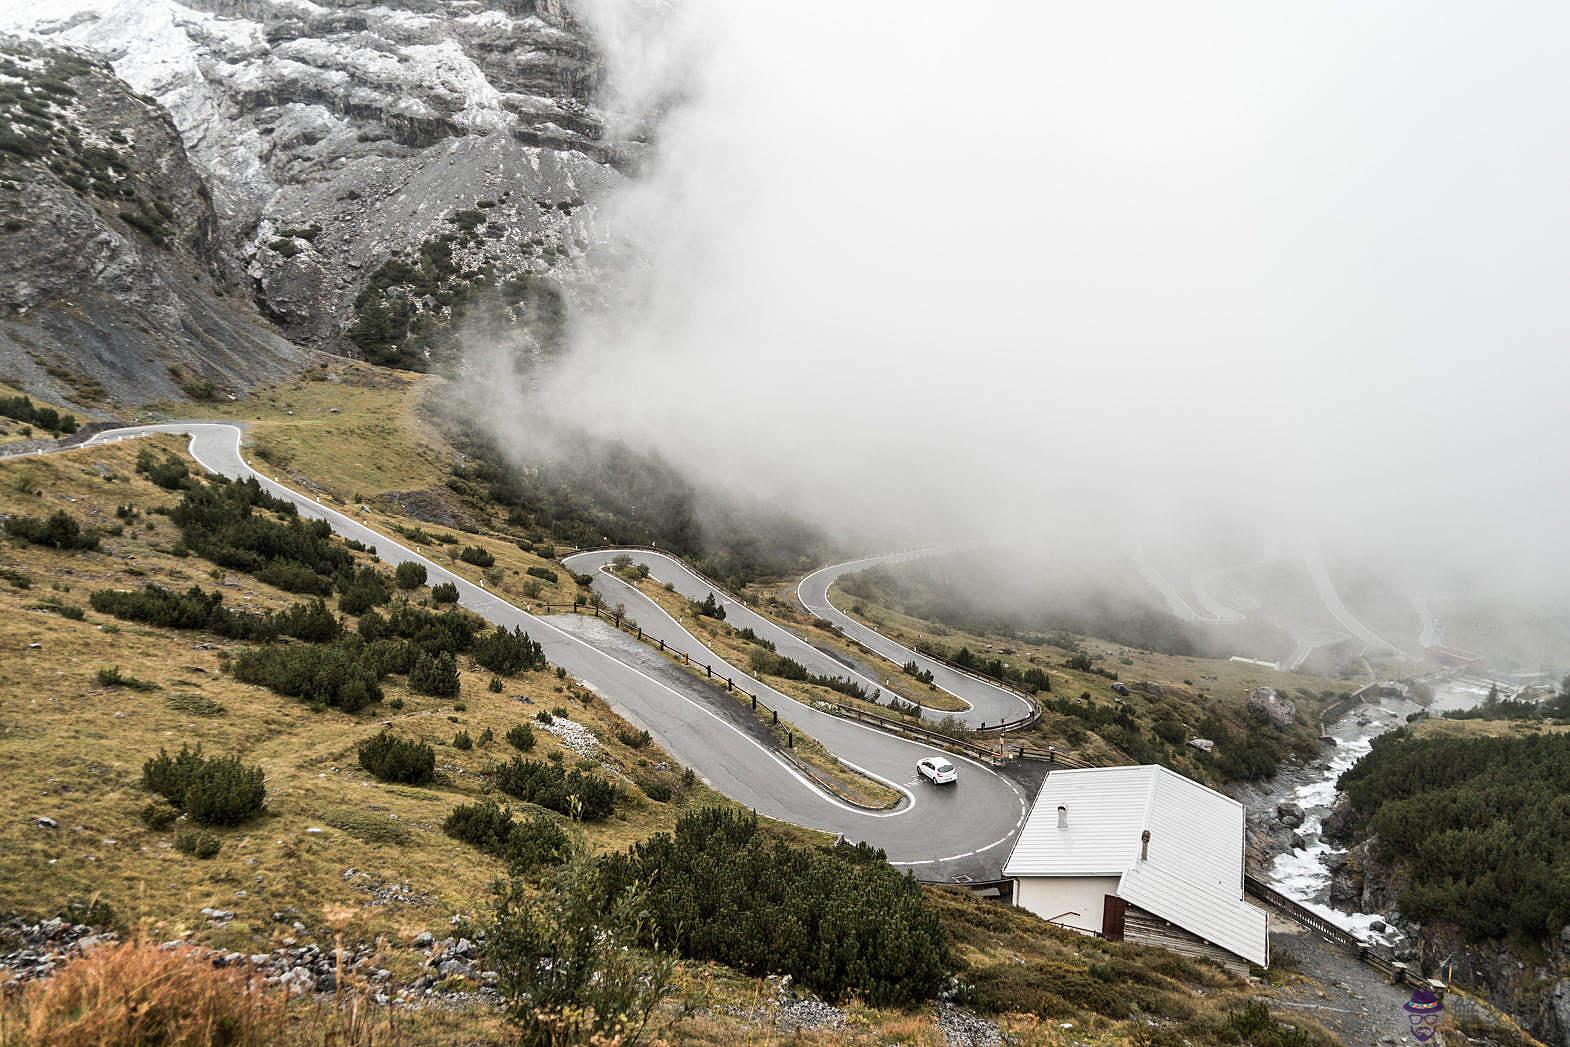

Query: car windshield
[937,762,953,773]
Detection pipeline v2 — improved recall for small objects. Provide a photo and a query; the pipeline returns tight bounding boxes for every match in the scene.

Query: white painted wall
[1014,875,1122,935]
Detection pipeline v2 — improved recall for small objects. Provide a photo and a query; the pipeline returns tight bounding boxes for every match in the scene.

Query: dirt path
[1266,918,1421,1046]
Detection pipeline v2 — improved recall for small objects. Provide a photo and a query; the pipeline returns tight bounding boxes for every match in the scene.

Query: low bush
[458,545,494,567]
[453,730,473,751]
[139,802,178,830]
[336,566,392,615]
[524,565,557,583]
[598,807,948,1006]
[505,814,570,873]
[394,561,427,589]
[431,581,459,604]
[0,393,77,435]
[357,731,435,785]
[409,649,460,698]
[228,643,382,712]
[615,727,652,749]
[506,723,536,751]
[692,591,726,620]
[443,799,515,855]
[493,757,618,822]
[135,448,190,490]
[636,777,672,803]
[174,828,221,859]
[144,745,265,826]
[3,510,100,550]
[97,666,158,691]
[473,625,546,675]
[90,584,341,644]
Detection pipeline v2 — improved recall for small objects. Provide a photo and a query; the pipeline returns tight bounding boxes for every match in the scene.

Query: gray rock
[32,816,57,829]
[411,931,434,949]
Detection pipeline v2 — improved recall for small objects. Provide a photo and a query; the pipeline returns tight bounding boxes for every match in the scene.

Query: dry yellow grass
[0,438,742,954]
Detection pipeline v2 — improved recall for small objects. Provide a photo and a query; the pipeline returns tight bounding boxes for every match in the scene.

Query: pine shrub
[430,581,459,604]
[458,545,494,567]
[473,625,545,676]
[357,731,435,785]
[409,649,460,698]
[174,828,221,859]
[3,510,100,550]
[493,757,617,822]
[394,561,427,589]
[144,745,265,826]
[506,724,536,751]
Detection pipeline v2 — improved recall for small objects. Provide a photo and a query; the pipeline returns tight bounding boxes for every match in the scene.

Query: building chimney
[1056,806,1068,830]
[1140,829,1151,861]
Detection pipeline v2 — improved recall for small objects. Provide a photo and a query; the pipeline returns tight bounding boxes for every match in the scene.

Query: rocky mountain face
[3,0,629,409]
[0,37,302,408]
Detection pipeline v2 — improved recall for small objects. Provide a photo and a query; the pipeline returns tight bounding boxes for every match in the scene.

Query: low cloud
[475,2,1570,611]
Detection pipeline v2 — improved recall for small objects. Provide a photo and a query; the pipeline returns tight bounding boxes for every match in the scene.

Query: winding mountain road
[63,424,1033,878]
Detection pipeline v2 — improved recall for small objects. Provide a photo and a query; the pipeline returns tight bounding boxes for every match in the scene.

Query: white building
[1002,765,1269,972]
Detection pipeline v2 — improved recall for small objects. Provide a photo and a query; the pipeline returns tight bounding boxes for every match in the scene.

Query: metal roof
[1002,765,1267,966]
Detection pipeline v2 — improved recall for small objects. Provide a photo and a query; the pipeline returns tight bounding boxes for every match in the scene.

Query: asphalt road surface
[68,424,1030,879]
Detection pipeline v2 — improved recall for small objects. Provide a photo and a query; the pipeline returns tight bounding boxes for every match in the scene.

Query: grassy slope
[0,436,737,953]
[0,371,1353,1043]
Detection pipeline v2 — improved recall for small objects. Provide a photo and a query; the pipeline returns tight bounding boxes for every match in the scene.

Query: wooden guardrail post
[726,677,733,691]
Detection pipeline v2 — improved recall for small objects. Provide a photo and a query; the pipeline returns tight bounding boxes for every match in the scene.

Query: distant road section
[796,553,1037,728]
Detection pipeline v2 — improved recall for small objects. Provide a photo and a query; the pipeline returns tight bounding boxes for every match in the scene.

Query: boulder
[1248,687,1298,728]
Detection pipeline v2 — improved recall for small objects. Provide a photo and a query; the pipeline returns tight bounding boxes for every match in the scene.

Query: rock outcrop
[15,0,629,361]
[0,37,302,409]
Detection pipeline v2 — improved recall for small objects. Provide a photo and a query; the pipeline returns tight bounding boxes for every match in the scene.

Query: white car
[917,756,957,785]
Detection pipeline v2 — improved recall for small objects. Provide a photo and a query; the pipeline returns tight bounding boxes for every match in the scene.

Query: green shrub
[453,730,473,751]
[506,724,536,751]
[174,828,221,859]
[394,561,427,589]
[0,394,76,435]
[134,448,190,490]
[524,565,557,583]
[615,727,652,750]
[90,584,340,643]
[4,510,100,550]
[337,565,392,615]
[431,581,459,604]
[504,815,569,873]
[97,666,158,691]
[968,959,1131,1020]
[692,592,726,620]
[184,756,267,826]
[409,650,460,698]
[488,677,504,693]
[443,799,514,855]
[473,626,546,675]
[171,479,350,591]
[487,845,672,1047]
[143,745,265,826]
[458,545,494,567]
[166,693,226,717]
[599,809,949,1005]
[477,727,494,746]
[139,802,178,830]
[228,643,383,711]
[636,778,672,803]
[493,758,617,822]
[358,731,436,785]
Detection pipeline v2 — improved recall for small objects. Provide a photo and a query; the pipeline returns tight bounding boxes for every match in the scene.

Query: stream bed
[1250,677,1495,946]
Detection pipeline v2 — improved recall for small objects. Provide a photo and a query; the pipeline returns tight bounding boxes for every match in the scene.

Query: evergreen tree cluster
[3,509,100,550]
[0,393,76,434]
[443,799,570,873]
[1338,726,1570,940]
[170,478,352,595]
[142,745,266,826]
[493,757,618,822]
[598,807,949,1006]
[91,584,341,643]
[746,649,869,701]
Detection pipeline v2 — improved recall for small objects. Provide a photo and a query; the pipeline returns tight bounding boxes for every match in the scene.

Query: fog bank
[483,2,1570,599]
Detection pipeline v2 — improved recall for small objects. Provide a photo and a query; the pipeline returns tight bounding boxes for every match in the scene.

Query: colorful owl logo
[1403,987,1443,1042]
